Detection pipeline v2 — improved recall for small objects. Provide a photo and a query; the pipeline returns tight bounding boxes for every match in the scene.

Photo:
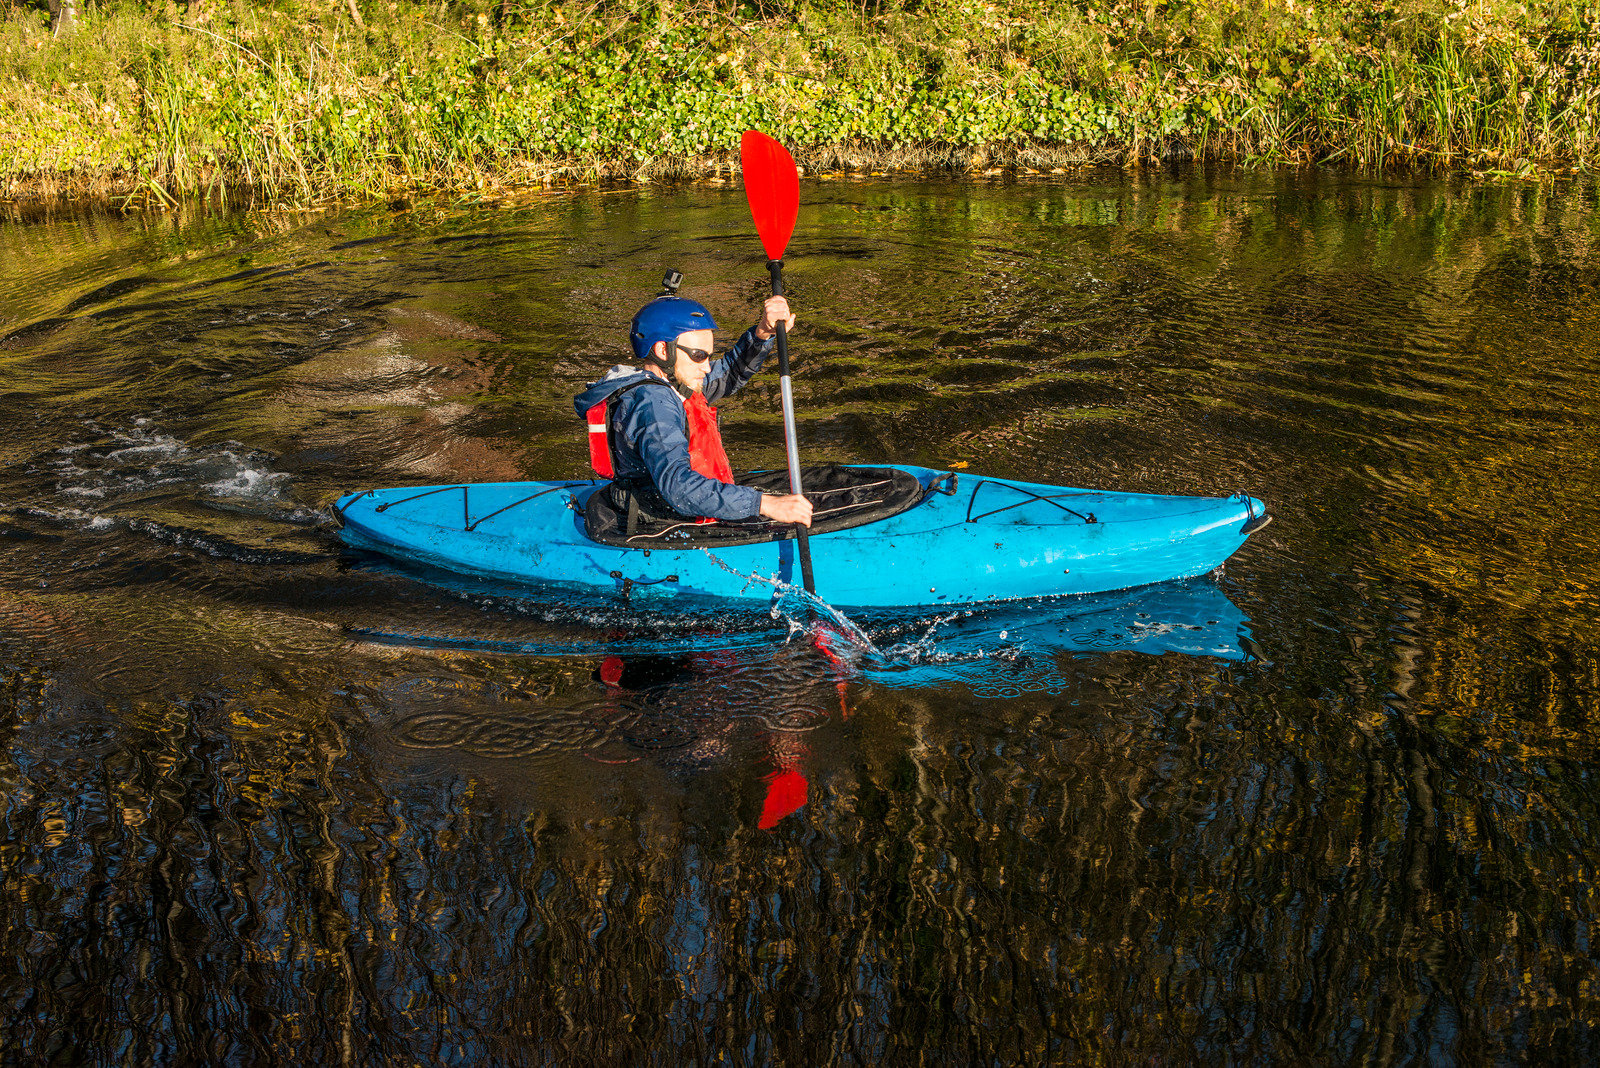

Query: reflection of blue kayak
[333,465,1269,609]
[345,575,1251,661]
[347,578,1254,707]
[860,579,1253,660]
[849,578,1257,695]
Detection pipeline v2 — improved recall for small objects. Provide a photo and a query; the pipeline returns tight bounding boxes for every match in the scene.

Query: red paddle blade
[740,130,799,261]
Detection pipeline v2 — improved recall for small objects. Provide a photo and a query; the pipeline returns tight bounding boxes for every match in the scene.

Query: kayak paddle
[740,129,815,596]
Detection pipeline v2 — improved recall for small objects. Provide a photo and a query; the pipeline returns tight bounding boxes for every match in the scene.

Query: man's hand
[760,493,813,527]
[754,296,797,340]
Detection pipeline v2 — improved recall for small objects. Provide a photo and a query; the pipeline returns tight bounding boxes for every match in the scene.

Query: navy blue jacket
[573,327,774,520]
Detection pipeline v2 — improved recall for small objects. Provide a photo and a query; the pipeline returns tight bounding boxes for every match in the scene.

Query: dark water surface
[2,171,1599,1063]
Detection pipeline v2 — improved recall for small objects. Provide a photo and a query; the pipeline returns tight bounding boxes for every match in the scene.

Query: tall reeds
[1,0,1597,204]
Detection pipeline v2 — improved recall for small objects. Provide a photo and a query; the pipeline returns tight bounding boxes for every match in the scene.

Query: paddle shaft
[767,258,815,595]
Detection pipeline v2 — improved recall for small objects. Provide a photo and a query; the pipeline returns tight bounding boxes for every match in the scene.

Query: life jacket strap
[585,381,650,479]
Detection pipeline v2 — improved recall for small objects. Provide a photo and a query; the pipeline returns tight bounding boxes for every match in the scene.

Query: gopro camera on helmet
[630,271,717,368]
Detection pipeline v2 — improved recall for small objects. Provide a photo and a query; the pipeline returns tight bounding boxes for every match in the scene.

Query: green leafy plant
[1,0,1596,203]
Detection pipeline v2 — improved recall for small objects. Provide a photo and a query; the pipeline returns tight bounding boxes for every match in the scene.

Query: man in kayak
[574,290,814,527]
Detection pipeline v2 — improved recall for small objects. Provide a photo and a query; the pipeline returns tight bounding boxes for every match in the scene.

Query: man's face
[664,328,715,392]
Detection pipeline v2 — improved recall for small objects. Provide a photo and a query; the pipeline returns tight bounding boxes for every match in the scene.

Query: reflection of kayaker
[591,651,813,830]
[572,281,813,531]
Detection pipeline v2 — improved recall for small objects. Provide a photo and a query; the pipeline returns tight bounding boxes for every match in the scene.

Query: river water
[2,171,1598,1062]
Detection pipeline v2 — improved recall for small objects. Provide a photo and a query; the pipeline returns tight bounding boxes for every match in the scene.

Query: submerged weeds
[2,0,1598,203]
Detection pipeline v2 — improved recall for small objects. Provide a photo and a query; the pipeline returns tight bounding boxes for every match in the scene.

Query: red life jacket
[585,382,734,484]
[684,392,734,484]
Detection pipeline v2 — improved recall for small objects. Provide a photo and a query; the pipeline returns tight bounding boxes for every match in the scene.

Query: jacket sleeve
[616,385,764,521]
[701,327,775,405]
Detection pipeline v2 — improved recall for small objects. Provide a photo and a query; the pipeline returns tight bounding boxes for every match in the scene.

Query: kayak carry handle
[607,571,679,584]
[608,570,680,600]
[1235,492,1272,535]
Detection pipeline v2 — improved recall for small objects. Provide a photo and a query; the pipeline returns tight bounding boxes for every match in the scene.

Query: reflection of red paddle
[741,130,815,596]
[758,765,809,830]
[758,622,859,829]
[811,622,852,720]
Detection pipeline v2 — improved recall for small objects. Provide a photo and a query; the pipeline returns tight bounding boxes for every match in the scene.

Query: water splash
[46,422,304,515]
[698,546,895,659]
[698,546,1021,675]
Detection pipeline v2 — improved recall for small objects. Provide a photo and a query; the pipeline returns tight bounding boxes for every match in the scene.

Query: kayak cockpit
[582,464,930,548]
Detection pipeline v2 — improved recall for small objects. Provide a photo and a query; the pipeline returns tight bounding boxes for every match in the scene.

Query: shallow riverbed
[2,170,1598,1062]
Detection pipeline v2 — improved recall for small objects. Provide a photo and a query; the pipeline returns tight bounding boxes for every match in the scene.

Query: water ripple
[1,176,1598,1061]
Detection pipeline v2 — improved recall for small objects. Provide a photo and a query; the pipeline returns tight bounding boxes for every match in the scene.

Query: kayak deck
[333,465,1269,609]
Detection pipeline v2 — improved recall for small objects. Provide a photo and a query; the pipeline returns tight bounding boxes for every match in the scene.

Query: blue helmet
[630,297,717,365]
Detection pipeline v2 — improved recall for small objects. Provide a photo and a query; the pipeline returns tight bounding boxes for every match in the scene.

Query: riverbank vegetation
[2,0,1598,203]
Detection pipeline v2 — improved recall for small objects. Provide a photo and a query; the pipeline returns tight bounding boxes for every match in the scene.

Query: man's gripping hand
[760,493,813,526]
[753,296,797,340]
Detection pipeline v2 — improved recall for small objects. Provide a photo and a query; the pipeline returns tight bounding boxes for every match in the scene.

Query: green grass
[2,0,1598,203]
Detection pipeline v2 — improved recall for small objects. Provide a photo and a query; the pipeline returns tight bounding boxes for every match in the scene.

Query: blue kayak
[332,464,1269,609]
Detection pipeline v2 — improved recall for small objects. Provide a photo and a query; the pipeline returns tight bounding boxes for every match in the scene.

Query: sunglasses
[672,342,714,364]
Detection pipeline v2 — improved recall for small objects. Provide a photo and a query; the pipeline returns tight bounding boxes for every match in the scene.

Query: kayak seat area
[583,464,927,548]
